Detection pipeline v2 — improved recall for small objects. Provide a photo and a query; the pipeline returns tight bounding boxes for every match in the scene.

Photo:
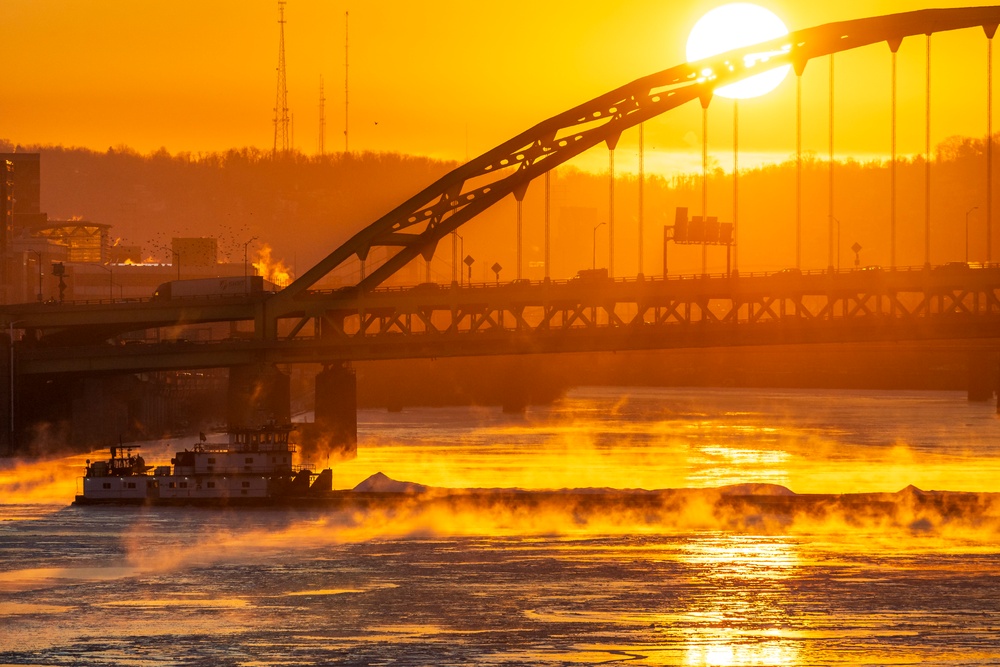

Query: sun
[686,3,790,99]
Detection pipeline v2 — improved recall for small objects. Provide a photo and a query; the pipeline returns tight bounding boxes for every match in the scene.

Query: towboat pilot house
[77,424,334,505]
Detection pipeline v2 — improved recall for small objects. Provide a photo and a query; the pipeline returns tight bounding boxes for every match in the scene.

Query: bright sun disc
[686,3,790,99]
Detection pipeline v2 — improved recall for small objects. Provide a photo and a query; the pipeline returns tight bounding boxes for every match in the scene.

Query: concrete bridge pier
[0,333,12,455]
[967,351,997,402]
[300,363,357,461]
[227,364,291,428]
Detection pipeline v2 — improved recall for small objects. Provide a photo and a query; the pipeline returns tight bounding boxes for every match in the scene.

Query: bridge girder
[17,268,1000,375]
[268,6,1000,339]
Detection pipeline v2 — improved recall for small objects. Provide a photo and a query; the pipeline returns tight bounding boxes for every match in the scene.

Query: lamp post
[243,236,258,286]
[966,206,979,264]
[456,233,464,286]
[593,222,606,270]
[154,245,180,280]
[30,250,42,301]
[95,264,114,302]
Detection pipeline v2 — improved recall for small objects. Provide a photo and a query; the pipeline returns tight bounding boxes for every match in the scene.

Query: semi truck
[152,276,278,300]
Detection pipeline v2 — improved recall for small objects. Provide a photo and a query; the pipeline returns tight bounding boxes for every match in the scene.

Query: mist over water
[2,387,999,665]
[339,386,1000,494]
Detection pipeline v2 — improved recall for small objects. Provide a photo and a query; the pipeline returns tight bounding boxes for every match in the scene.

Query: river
[1,387,998,665]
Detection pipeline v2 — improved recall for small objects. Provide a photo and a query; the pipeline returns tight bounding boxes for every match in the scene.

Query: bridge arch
[273,7,1000,312]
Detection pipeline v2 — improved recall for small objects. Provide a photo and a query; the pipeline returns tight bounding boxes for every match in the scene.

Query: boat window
[127,482,136,489]
[208,457,216,464]
[168,482,176,489]
[207,482,215,488]
[245,457,253,464]
[102,483,111,489]
[242,481,251,488]
[179,482,188,489]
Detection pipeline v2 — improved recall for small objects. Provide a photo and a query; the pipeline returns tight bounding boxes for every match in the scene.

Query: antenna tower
[319,77,326,155]
[272,1,290,156]
[344,10,349,153]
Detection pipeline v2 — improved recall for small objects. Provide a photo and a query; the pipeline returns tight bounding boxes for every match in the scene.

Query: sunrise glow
[4,3,1000,665]
[686,3,791,99]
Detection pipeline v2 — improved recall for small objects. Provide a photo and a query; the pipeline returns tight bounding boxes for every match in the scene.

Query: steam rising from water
[0,457,82,505]
[3,389,998,666]
[115,485,1000,578]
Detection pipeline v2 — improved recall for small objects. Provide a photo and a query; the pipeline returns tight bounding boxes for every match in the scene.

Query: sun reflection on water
[670,536,803,666]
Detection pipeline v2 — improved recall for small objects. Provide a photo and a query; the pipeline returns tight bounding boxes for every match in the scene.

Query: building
[172,237,218,268]
[0,153,41,219]
[0,154,263,304]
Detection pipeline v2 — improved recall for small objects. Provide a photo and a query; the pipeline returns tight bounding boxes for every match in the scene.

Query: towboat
[74,424,334,506]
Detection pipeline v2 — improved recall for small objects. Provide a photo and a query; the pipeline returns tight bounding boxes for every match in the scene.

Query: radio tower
[318,76,326,155]
[344,10,349,153]
[272,1,290,156]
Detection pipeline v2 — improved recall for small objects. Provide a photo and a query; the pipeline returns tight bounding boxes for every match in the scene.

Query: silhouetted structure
[272,1,290,155]
[6,7,1000,457]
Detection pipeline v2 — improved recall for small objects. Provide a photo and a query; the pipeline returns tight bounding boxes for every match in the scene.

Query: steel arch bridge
[5,6,1000,367]
[262,6,1000,340]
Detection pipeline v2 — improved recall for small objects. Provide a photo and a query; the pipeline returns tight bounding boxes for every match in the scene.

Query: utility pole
[272,1,290,156]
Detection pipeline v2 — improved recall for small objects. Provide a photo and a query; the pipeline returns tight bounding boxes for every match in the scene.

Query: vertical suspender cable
[702,98,710,275]
[544,170,551,280]
[829,54,835,272]
[639,123,645,277]
[609,149,615,278]
[796,69,803,270]
[987,26,997,264]
[516,199,523,280]
[926,34,932,267]
[890,40,900,268]
[733,100,739,276]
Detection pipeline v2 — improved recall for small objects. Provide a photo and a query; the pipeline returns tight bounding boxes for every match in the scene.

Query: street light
[95,264,115,302]
[456,233,464,286]
[966,206,979,264]
[243,236,258,284]
[593,222,607,270]
[154,244,180,280]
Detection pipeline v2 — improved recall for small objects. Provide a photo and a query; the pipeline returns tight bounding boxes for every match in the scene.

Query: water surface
[1,387,998,665]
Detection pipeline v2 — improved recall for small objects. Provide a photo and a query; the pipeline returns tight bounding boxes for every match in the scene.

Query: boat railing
[194,442,297,454]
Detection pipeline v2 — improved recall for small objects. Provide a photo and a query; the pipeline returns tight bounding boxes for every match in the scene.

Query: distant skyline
[4,1,998,174]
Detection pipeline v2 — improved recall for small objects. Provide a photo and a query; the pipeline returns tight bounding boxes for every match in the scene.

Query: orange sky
[3,0,998,173]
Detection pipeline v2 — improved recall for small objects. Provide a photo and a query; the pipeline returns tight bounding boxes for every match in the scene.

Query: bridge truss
[266,6,1000,342]
[5,7,1000,366]
[15,267,1000,376]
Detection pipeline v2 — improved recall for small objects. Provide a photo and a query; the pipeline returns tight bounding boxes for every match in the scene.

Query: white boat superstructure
[76,424,333,505]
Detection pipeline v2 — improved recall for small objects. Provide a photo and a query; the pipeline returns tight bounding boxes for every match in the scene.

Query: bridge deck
[9,266,1000,375]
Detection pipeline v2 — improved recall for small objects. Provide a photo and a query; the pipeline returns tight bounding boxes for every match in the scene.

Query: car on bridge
[573,268,610,282]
